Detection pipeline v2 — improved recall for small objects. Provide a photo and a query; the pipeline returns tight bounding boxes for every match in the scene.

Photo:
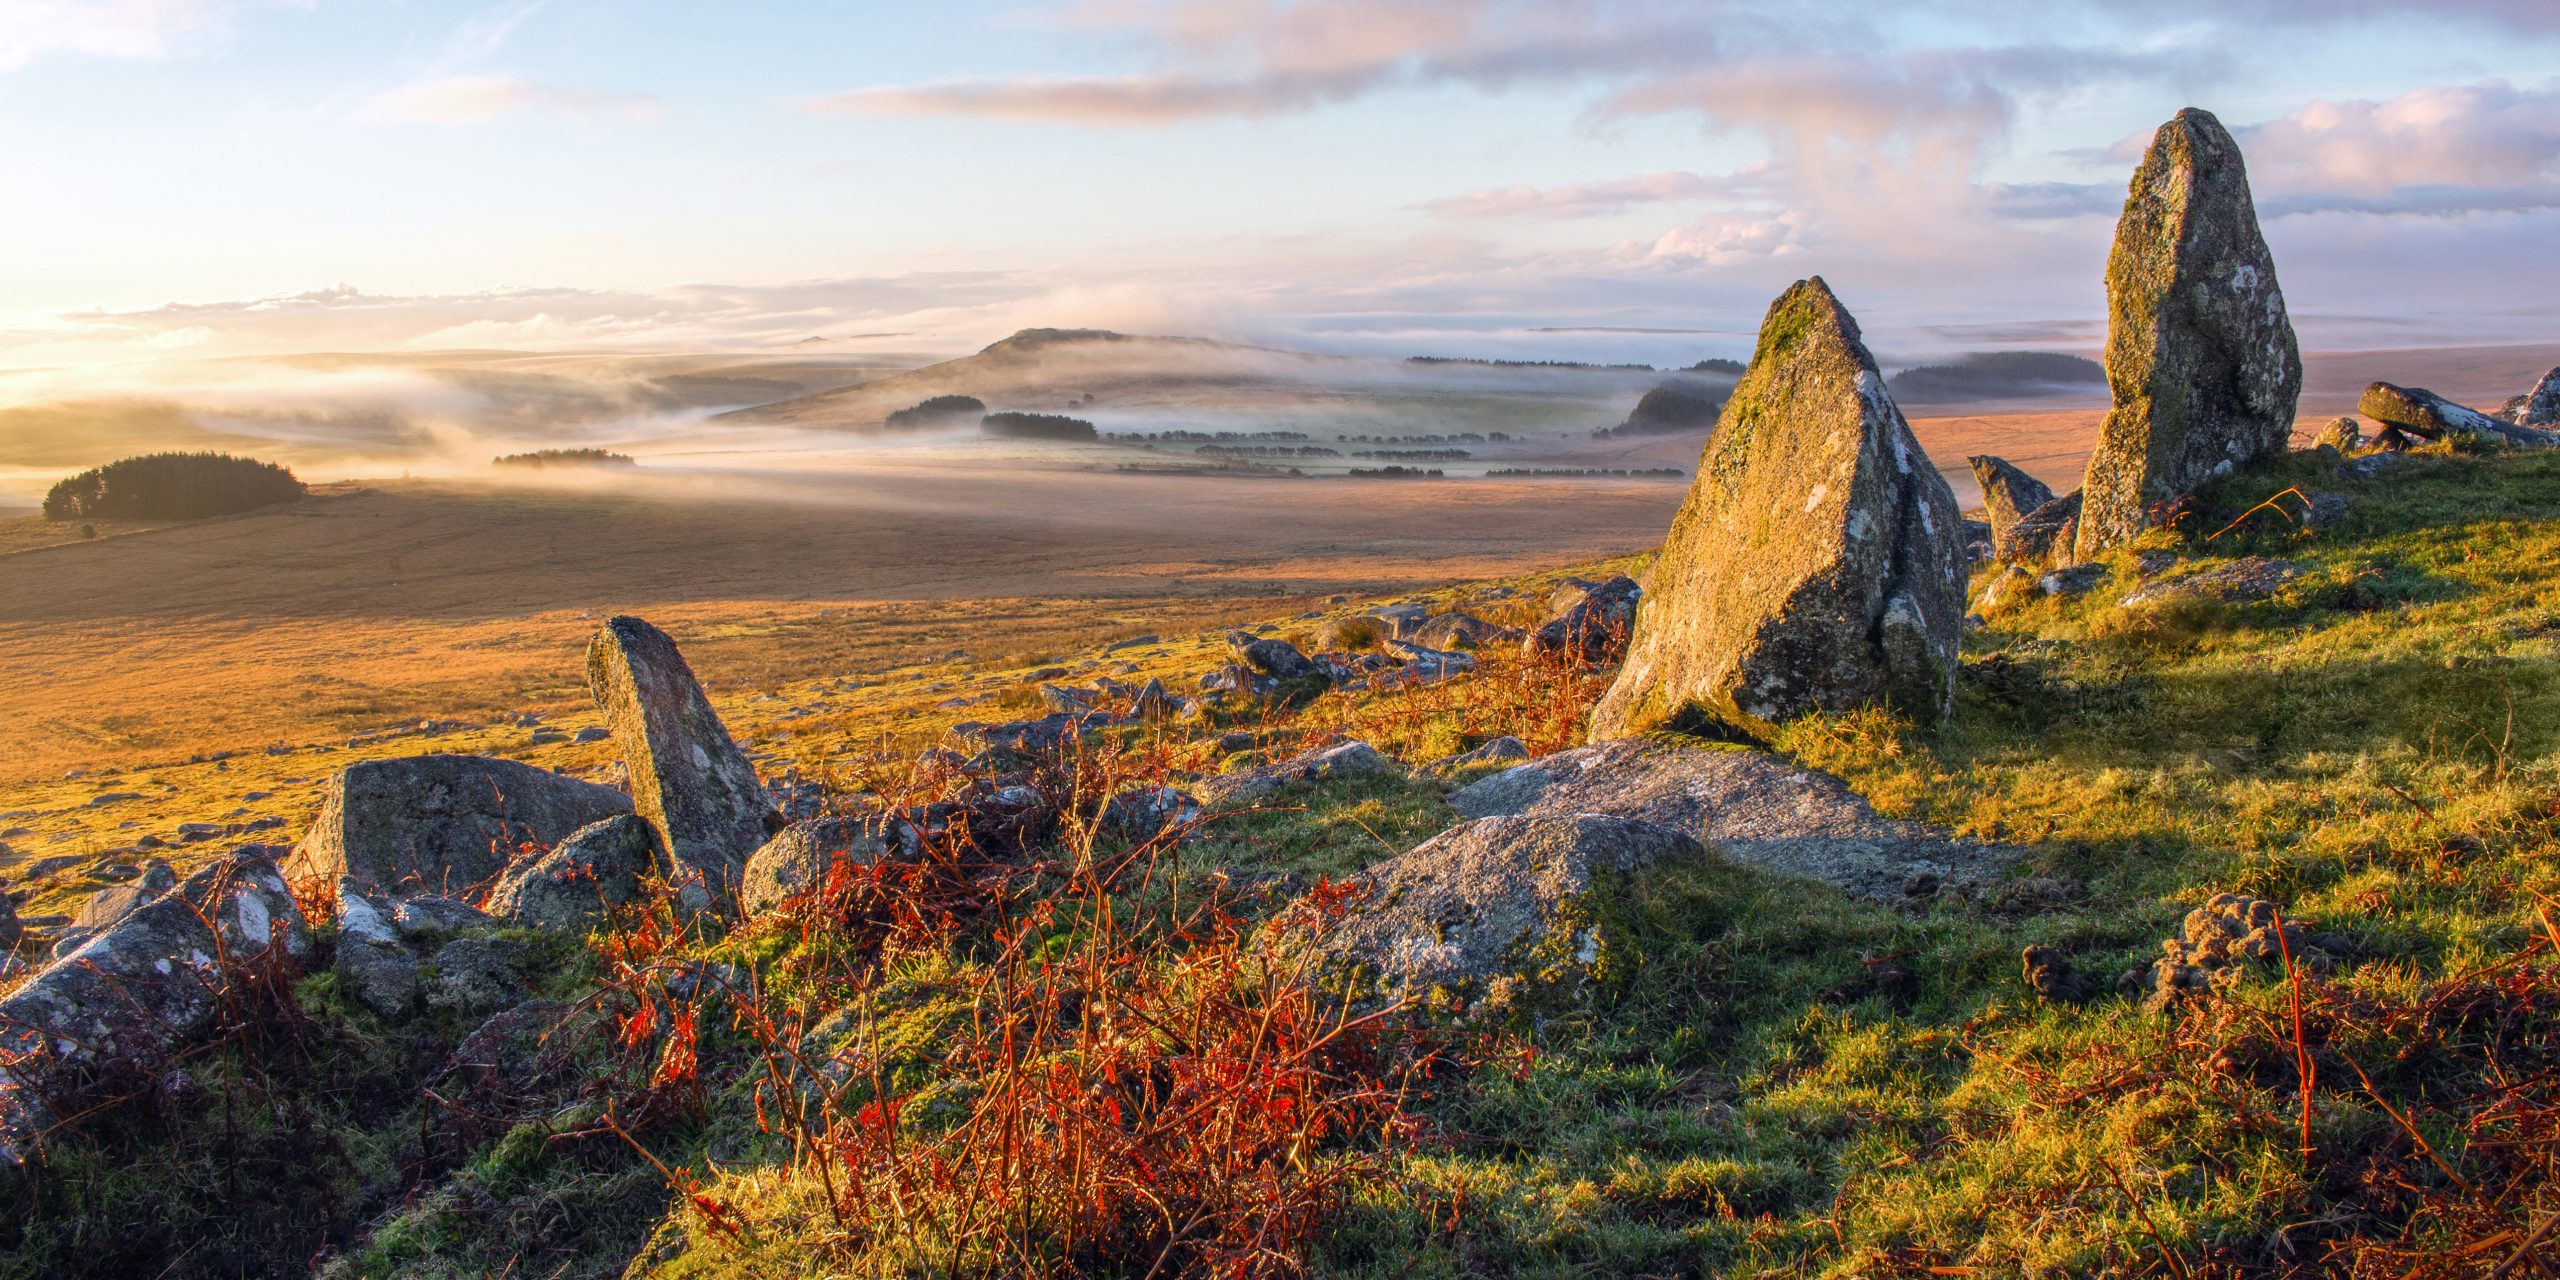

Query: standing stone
[1967,455,2055,549]
[2497,368,2560,427]
[2076,108,2301,559]
[1591,277,1965,740]
[587,616,779,910]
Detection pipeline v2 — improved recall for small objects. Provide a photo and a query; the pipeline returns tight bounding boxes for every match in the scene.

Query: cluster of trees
[982,412,1098,441]
[1107,429,1310,442]
[491,448,636,469]
[1352,449,1471,461]
[1345,466,1444,479]
[1339,432,1495,444]
[1406,356,1656,371]
[1198,444,1341,458]
[884,395,987,429]
[42,452,306,521]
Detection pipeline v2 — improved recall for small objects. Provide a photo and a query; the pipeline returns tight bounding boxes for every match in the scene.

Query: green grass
[13,447,2560,1278]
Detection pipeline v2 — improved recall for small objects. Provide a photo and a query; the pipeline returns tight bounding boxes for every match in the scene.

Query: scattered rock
[0,849,310,1162]
[572,726,611,744]
[957,711,1115,755]
[2120,556,2305,608]
[1099,786,1202,842]
[1592,278,1965,739]
[1037,684,1096,714]
[69,858,176,937]
[1421,736,1531,777]
[1449,738,2004,901]
[1968,455,2056,549]
[333,883,421,1017]
[2496,367,2560,428]
[2312,417,2361,453]
[1971,565,2029,613]
[1527,576,1641,664]
[1130,678,1179,723]
[1308,813,1709,1008]
[2359,381,2557,450]
[1225,632,1319,681]
[2038,563,2106,597]
[482,814,654,931]
[1408,613,1521,651]
[588,616,781,910]
[2076,108,2301,558]
[1383,640,1476,682]
[1998,490,2083,568]
[737,815,903,916]
[285,755,632,900]
[426,936,530,1014]
[1201,741,1400,806]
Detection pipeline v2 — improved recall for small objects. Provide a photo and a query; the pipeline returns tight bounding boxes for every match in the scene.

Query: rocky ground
[6,107,2560,1280]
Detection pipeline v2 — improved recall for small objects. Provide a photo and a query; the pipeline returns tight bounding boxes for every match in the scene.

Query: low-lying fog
[0,328,2144,505]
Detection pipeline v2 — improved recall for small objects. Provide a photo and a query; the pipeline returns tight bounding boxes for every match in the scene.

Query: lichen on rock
[2076,108,2302,559]
[1590,276,1965,739]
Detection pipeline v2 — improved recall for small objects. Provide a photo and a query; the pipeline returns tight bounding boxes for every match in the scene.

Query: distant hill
[1595,379,1724,439]
[720,329,1327,431]
[1886,351,2105,404]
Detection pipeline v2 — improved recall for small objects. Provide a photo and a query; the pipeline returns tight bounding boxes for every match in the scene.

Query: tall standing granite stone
[1967,455,2055,548]
[2076,108,2301,559]
[587,616,780,909]
[1590,278,1965,740]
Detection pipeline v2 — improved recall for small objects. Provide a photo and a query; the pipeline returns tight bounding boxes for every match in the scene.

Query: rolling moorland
[8,112,2560,1280]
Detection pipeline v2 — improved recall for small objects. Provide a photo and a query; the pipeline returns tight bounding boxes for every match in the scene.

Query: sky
[2,0,2557,371]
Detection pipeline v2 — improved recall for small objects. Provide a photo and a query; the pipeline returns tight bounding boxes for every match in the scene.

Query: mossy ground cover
[8,446,2560,1277]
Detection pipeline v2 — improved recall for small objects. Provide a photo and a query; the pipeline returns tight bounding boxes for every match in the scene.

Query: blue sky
[2,0,2557,367]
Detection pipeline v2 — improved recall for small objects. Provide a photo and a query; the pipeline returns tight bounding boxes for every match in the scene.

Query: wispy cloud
[354,72,657,124]
[1421,169,1777,221]
[0,0,238,71]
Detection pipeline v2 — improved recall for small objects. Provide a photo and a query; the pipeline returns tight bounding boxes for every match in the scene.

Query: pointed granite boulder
[1591,278,1965,740]
[587,616,780,910]
[2076,108,2301,558]
[2498,368,2560,428]
[1967,455,2055,549]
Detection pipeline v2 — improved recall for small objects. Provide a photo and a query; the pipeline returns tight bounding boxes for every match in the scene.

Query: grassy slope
[10,445,2560,1278]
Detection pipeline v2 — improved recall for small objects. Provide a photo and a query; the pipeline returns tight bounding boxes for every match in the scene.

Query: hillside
[3,432,2559,1276]
[719,328,1339,430]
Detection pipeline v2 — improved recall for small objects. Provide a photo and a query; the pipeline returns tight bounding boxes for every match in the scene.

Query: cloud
[807,0,1726,125]
[354,73,659,124]
[1642,210,1808,263]
[1421,169,1781,220]
[0,0,235,71]
[2237,81,2560,213]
